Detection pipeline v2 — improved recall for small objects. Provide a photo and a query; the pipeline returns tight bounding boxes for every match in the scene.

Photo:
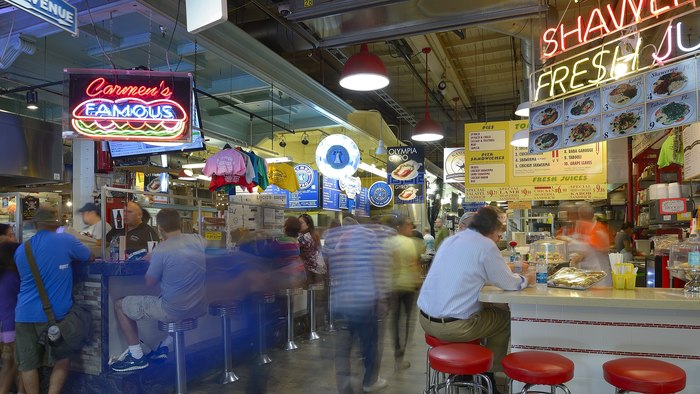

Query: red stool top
[603,358,686,394]
[428,344,493,376]
[424,333,479,348]
[502,351,574,386]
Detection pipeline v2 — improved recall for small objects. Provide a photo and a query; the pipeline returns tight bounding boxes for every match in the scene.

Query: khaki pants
[419,307,510,372]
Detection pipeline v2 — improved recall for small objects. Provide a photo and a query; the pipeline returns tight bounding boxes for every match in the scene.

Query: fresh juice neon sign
[542,0,694,59]
[71,78,187,140]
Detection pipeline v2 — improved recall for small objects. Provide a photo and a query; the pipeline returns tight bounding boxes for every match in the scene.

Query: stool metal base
[220,370,239,385]
[284,340,299,351]
[434,373,492,394]
[256,353,272,365]
[309,331,321,341]
[510,381,572,394]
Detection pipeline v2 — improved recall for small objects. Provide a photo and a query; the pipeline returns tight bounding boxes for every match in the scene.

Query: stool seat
[603,358,686,394]
[428,343,493,376]
[278,288,303,297]
[308,283,325,291]
[503,351,574,386]
[425,333,479,348]
[158,318,198,333]
[209,301,240,317]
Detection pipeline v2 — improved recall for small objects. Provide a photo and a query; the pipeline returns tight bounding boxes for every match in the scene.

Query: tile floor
[188,319,507,394]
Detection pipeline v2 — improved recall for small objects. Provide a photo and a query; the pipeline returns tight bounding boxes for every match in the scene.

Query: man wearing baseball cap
[78,203,111,242]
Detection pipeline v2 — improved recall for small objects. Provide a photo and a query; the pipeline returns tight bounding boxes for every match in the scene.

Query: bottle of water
[110,237,119,261]
[536,257,548,291]
[513,253,523,274]
[47,325,62,343]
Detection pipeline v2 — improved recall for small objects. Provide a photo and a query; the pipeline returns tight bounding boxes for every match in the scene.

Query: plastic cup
[624,274,636,290]
[612,274,626,290]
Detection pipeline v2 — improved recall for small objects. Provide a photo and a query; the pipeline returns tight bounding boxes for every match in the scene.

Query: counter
[479,286,700,393]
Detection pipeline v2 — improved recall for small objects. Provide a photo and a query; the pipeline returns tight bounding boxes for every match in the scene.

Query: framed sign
[65,69,192,142]
[368,181,393,207]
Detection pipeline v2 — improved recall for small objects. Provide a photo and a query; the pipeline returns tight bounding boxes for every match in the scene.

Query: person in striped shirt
[324,219,394,393]
[417,206,535,392]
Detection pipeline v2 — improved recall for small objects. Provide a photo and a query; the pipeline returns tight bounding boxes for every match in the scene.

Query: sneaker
[146,345,169,361]
[110,353,149,372]
[362,377,388,393]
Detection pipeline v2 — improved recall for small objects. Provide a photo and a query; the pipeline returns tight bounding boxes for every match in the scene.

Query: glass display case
[529,238,569,275]
[668,236,700,293]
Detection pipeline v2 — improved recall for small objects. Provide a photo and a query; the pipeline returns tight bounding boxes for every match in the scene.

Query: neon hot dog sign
[534,0,700,102]
[71,77,188,140]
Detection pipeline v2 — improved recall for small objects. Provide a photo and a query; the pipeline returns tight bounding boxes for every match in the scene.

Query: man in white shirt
[417,206,534,386]
[78,203,112,242]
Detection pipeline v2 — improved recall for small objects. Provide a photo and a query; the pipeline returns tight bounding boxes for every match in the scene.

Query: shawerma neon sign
[66,69,192,142]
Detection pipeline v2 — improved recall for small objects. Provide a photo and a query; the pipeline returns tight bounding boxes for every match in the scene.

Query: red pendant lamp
[339,43,389,91]
[412,47,444,142]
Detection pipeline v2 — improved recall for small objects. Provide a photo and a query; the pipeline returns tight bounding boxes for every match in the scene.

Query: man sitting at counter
[78,202,111,243]
[417,206,535,393]
[110,209,207,372]
[105,201,159,254]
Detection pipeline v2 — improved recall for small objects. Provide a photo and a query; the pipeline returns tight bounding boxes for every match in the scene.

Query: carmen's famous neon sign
[542,0,694,59]
[71,78,187,140]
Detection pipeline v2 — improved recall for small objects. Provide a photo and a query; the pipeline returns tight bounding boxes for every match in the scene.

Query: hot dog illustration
[71,97,188,140]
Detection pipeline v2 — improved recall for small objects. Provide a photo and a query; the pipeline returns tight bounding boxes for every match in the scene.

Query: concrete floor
[188,318,508,394]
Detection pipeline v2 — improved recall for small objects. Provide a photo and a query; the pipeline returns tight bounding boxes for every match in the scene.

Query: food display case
[529,238,569,275]
[667,236,700,293]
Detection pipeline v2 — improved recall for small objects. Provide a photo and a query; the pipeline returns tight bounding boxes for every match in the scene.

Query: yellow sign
[509,201,532,210]
[464,120,607,201]
[204,231,223,241]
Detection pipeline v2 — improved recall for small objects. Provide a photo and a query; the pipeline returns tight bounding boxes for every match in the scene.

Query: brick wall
[71,275,102,375]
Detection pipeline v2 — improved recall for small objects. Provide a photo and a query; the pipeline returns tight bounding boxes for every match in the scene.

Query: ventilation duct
[0,35,37,70]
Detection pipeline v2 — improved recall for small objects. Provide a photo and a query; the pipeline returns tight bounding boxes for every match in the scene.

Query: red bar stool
[502,351,574,394]
[424,334,481,394]
[603,357,686,394]
[428,343,494,394]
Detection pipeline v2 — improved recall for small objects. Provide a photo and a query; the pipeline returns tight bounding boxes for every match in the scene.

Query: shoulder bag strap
[24,241,57,324]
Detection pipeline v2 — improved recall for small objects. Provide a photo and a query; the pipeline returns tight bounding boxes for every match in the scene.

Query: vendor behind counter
[105,201,160,253]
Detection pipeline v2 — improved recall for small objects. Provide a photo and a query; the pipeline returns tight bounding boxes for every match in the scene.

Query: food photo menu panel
[529,125,562,154]
[602,104,645,139]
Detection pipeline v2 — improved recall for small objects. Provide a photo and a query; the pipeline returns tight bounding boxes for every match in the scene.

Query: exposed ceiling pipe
[0,35,36,70]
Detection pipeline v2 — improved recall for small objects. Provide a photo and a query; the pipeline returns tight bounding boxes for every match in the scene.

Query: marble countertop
[479,286,700,310]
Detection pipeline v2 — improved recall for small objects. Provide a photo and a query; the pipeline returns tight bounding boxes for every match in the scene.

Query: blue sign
[316,134,360,180]
[368,181,393,208]
[288,165,319,209]
[356,188,370,217]
[8,0,78,35]
[322,176,342,211]
[462,202,485,212]
[387,145,425,185]
[394,184,424,204]
[339,193,349,210]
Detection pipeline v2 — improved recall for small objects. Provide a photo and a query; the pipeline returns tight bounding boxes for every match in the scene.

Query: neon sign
[66,70,192,142]
[542,0,694,59]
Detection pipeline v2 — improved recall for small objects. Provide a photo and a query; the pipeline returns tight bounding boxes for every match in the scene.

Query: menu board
[531,57,699,152]
[394,184,423,204]
[322,176,342,211]
[464,120,607,202]
[356,188,370,217]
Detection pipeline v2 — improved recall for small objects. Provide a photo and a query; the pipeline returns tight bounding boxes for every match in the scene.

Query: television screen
[108,88,205,158]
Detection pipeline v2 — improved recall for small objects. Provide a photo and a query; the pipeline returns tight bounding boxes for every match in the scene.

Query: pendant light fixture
[376,113,387,155]
[412,48,444,142]
[515,101,530,117]
[339,43,389,91]
[26,90,38,110]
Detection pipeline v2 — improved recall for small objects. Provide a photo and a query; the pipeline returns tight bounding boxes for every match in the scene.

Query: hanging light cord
[424,47,430,117]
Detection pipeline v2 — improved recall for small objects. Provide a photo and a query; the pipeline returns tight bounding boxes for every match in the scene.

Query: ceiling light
[279,135,287,148]
[376,113,387,155]
[358,162,387,178]
[266,156,292,163]
[26,90,38,110]
[339,43,389,91]
[301,133,309,145]
[182,162,206,169]
[515,101,530,117]
[412,48,444,142]
[510,130,530,147]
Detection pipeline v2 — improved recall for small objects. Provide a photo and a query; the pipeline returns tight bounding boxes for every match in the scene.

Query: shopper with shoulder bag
[13,209,92,394]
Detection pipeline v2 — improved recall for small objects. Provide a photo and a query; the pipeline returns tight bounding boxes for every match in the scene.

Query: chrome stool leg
[308,286,321,341]
[284,290,298,350]
[219,315,239,384]
[256,296,272,365]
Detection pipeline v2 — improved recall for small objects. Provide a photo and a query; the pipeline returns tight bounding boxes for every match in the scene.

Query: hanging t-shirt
[208,174,256,193]
[248,152,269,190]
[267,163,299,192]
[203,149,247,177]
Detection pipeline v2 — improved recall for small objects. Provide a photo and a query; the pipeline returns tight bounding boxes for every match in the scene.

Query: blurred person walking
[111,209,207,372]
[298,214,326,284]
[0,224,17,244]
[422,228,435,252]
[0,242,23,394]
[324,219,393,393]
[387,216,422,370]
[13,209,92,394]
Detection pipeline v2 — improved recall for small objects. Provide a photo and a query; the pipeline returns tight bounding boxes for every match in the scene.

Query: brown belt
[420,310,459,323]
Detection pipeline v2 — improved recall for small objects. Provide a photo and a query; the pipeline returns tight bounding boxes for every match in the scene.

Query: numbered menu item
[646,93,696,131]
[564,90,601,122]
[602,75,643,110]
[529,125,562,153]
[530,102,563,129]
[602,105,644,138]
[563,119,601,148]
[646,58,696,100]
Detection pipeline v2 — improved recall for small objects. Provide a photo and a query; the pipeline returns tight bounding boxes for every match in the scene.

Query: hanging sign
[464,120,607,202]
[66,69,192,142]
[443,147,465,183]
[394,184,424,204]
[7,0,77,36]
[288,165,319,209]
[387,146,424,185]
[356,188,371,217]
[368,181,393,207]
[315,134,360,180]
[322,176,342,211]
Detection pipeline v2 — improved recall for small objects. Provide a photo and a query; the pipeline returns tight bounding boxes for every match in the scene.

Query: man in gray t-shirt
[111,209,206,372]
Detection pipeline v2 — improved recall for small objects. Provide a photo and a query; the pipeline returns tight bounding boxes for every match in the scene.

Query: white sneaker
[363,377,388,393]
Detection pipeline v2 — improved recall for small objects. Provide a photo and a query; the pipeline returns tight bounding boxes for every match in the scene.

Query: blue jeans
[334,307,380,394]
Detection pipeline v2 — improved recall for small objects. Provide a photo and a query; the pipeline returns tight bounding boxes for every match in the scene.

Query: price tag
[659,198,686,214]
[204,231,223,241]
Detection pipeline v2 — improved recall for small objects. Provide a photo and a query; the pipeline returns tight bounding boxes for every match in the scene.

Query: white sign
[443,147,465,183]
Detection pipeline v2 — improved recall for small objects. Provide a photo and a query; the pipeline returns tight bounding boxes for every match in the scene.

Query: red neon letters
[85,77,173,99]
[542,0,690,58]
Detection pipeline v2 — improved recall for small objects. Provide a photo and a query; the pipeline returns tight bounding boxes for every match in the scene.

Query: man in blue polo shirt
[14,209,91,394]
